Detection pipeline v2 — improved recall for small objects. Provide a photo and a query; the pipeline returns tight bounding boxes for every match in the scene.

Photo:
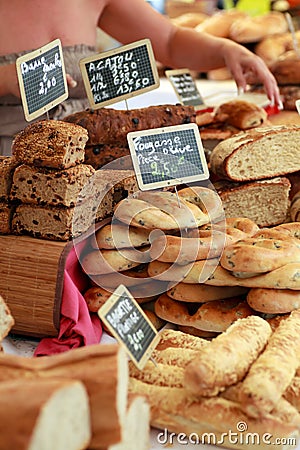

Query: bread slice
[0,295,14,340]
[10,163,95,207]
[0,378,91,450]
[12,120,88,169]
[214,177,291,227]
[210,125,300,182]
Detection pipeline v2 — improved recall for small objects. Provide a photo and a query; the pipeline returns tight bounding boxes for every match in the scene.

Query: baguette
[184,316,272,396]
[239,309,300,418]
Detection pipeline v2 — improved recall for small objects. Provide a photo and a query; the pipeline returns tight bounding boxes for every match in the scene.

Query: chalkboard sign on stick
[80,39,160,109]
[98,285,160,370]
[127,123,209,191]
[165,68,205,110]
[16,39,68,122]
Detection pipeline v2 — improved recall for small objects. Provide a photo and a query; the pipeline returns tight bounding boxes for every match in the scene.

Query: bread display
[210,125,300,182]
[0,201,14,234]
[12,120,88,169]
[195,10,248,38]
[0,378,91,450]
[213,99,268,130]
[214,177,291,227]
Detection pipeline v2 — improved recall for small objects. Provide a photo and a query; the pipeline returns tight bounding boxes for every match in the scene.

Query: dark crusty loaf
[84,144,131,170]
[210,125,300,182]
[10,163,95,207]
[0,156,19,200]
[12,120,88,169]
[64,104,196,147]
[214,177,291,227]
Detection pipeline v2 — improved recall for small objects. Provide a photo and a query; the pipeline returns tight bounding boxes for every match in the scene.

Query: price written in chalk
[166,68,205,109]
[98,285,159,369]
[80,39,159,108]
[16,39,68,121]
[128,123,209,190]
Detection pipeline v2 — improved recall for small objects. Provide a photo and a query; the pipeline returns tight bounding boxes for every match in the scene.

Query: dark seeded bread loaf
[64,104,196,147]
[210,125,300,182]
[84,145,131,169]
[214,177,291,227]
[0,201,15,234]
[12,120,88,169]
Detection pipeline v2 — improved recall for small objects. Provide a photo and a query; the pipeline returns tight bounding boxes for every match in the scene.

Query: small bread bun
[171,12,209,28]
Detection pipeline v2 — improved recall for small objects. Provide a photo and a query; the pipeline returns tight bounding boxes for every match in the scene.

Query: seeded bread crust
[12,120,88,169]
[210,125,300,182]
[64,104,196,147]
[0,156,19,200]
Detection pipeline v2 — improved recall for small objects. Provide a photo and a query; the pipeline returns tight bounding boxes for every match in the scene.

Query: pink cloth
[34,241,102,356]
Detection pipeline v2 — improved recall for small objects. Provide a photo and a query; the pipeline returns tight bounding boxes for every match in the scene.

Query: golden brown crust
[247,288,300,314]
[167,282,249,303]
[154,294,254,333]
[184,316,271,396]
[239,309,300,418]
[92,223,151,250]
[214,100,268,130]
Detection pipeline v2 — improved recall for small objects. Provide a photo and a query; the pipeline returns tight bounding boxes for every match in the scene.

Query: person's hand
[221,41,283,108]
[66,73,77,89]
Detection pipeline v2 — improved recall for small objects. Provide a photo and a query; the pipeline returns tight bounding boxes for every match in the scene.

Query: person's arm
[0,64,20,97]
[98,0,281,106]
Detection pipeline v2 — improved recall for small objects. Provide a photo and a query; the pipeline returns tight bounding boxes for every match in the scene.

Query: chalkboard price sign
[16,39,68,122]
[127,123,209,190]
[80,39,160,108]
[98,285,160,369]
[166,68,205,110]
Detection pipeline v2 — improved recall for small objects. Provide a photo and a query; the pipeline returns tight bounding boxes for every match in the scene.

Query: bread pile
[129,321,300,449]
[0,342,150,450]
[0,120,139,241]
[64,104,196,169]
[0,295,14,350]
[209,124,300,226]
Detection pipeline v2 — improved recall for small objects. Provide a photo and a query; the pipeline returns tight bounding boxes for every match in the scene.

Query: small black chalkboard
[98,285,159,369]
[127,123,209,190]
[80,39,160,108]
[16,39,68,122]
[166,68,205,110]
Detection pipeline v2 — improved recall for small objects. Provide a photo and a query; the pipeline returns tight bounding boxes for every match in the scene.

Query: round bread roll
[270,50,300,85]
[220,237,300,274]
[255,31,300,66]
[247,288,300,314]
[229,11,288,43]
[195,10,248,38]
[92,222,151,249]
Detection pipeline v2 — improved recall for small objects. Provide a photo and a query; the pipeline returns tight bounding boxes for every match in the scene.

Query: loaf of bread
[210,126,300,182]
[11,202,94,241]
[0,156,19,200]
[254,31,300,66]
[214,177,291,227]
[10,163,95,207]
[64,104,196,147]
[213,100,268,130]
[229,11,288,43]
[0,378,91,450]
[0,295,14,340]
[270,50,300,85]
[12,120,88,169]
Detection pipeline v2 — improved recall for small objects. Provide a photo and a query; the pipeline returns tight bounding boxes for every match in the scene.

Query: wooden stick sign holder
[98,285,160,370]
[16,39,68,122]
[127,123,209,191]
[79,39,160,109]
